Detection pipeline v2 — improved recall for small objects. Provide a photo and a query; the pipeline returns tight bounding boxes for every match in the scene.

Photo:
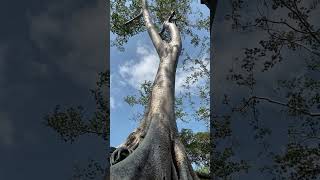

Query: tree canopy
[220,0,320,178]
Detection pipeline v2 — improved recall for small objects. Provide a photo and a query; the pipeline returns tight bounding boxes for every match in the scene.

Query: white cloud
[175,55,210,94]
[175,69,190,92]
[110,96,115,109]
[119,45,159,89]
[118,45,209,95]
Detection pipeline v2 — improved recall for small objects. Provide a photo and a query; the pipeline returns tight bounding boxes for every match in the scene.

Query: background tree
[108,0,206,177]
[219,0,320,179]
[44,71,109,180]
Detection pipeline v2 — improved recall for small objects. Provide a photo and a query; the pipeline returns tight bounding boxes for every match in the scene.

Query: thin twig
[261,18,309,34]
[124,11,143,26]
[280,0,320,44]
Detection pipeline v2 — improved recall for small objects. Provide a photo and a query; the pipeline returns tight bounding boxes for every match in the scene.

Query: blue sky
[110,3,210,147]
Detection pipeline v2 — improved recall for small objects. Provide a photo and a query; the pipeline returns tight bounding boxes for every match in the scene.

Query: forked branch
[124,0,181,55]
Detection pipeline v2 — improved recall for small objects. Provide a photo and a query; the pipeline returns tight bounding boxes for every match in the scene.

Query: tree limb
[233,96,320,117]
[279,0,320,44]
[263,25,320,57]
[261,18,309,34]
[124,11,143,26]
[158,11,176,35]
[141,0,164,55]
[292,42,320,57]
[164,11,181,48]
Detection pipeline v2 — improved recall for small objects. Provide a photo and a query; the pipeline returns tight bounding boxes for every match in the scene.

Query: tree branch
[233,96,320,117]
[261,18,309,34]
[164,11,181,48]
[124,11,143,26]
[263,25,320,57]
[291,0,320,44]
[141,0,164,55]
[292,42,320,57]
[158,11,176,35]
[280,0,320,44]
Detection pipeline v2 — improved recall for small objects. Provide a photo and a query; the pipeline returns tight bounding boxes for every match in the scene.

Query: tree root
[110,113,200,180]
[110,126,147,165]
[173,138,200,180]
[110,146,131,165]
[110,111,154,165]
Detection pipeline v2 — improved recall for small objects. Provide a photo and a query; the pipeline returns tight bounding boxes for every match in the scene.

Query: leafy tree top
[110,0,209,50]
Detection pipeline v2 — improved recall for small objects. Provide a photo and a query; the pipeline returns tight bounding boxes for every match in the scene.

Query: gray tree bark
[109,0,199,179]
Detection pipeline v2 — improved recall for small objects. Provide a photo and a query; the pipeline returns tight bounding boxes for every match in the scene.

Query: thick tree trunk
[109,0,199,179]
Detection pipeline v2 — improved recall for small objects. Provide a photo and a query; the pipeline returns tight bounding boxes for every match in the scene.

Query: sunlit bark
[109,0,199,179]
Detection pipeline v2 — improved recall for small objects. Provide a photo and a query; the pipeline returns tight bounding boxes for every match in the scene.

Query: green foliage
[272,143,320,180]
[179,129,210,168]
[124,80,187,121]
[179,128,250,179]
[110,0,208,50]
[211,148,249,179]
[45,71,109,143]
[195,166,210,179]
[224,0,320,178]
[71,159,105,180]
[44,71,110,179]
[124,80,152,108]
[45,105,87,143]
[111,0,145,50]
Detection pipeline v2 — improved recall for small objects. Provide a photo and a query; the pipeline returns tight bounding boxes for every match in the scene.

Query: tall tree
[221,0,320,178]
[45,71,109,180]
[109,0,202,178]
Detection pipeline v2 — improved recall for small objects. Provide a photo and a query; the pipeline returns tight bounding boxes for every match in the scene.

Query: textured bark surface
[109,0,199,179]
